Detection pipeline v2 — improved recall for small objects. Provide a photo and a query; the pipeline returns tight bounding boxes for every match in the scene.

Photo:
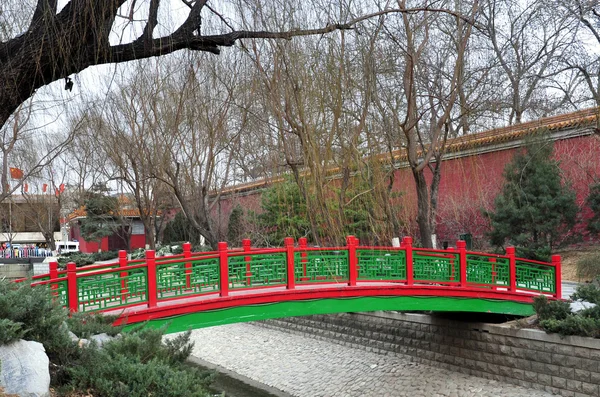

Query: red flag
[55,188,59,197]
[59,183,65,193]
[9,167,23,180]
[24,184,28,193]
[42,184,48,193]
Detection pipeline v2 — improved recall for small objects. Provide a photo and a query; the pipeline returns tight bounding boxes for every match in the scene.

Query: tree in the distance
[79,187,120,248]
[586,183,600,236]
[487,140,578,260]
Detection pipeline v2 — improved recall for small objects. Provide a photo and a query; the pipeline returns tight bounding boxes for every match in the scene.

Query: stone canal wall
[258,312,600,397]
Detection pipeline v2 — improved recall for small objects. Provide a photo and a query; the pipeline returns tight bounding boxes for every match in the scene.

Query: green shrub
[67,312,123,339]
[0,280,78,365]
[92,251,119,262]
[533,295,572,321]
[0,318,25,344]
[66,327,213,397]
[576,254,600,281]
[57,253,95,268]
[540,315,600,338]
[572,283,600,305]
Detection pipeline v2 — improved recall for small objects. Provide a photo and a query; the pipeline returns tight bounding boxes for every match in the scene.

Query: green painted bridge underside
[123,296,534,334]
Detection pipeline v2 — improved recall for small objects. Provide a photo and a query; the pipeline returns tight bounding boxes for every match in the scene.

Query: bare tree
[0,0,471,134]
[558,0,600,126]
[480,0,578,124]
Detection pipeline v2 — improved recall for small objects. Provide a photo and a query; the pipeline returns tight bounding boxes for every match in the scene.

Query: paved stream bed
[181,323,558,397]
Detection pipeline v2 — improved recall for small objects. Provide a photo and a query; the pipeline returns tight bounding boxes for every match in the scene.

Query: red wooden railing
[22,236,562,315]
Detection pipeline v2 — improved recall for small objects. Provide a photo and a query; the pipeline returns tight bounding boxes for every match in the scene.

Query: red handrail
[18,237,561,315]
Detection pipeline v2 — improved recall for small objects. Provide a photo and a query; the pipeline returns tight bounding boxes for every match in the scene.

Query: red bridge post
[347,235,357,286]
[299,237,308,281]
[183,242,192,289]
[447,247,455,281]
[146,250,157,308]
[243,239,252,286]
[67,262,78,313]
[456,240,467,288]
[285,237,295,289]
[219,242,229,297]
[119,250,128,302]
[506,246,516,292]
[49,261,58,296]
[403,236,413,286]
[552,255,562,299]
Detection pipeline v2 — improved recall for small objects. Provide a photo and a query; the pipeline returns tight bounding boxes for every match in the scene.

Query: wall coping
[362,311,600,350]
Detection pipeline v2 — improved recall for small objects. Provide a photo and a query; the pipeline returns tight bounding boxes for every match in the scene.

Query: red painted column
[552,255,562,299]
[219,242,229,297]
[347,235,357,286]
[243,239,252,286]
[285,237,295,290]
[49,261,58,296]
[299,237,308,281]
[447,247,455,281]
[183,242,192,289]
[457,240,467,288]
[403,236,413,286]
[506,246,517,293]
[119,250,128,302]
[67,262,78,313]
[146,250,157,308]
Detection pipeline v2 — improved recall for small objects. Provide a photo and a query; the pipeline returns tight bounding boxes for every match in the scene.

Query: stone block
[512,368,525,380]
[573,369,590,383]
[485,342,499,354]
[552,376,567,389]
[572,347,592,359]
[581,358,599,373]
[590,371,600,384]
[589,349,600,360]
[538,374,552,386]
[561,366,575,380]
[544,385,562,395]
[581,382,599,397]
[524,370,538,382]
[566,379,583,393]
[516,358,531,371]
[498,365,513,377]
[533,351,553,364]
[558,355,583,369]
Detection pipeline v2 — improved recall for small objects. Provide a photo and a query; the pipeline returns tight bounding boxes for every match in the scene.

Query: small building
[67,204,151,253]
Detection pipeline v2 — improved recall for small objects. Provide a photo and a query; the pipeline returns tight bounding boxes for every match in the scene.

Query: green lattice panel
[78,269,147,312]
[50,280,68,308]
[357,250,407,280]
[466,255,510,287]
[515,261,556,293]
[294,250,349,283]
[412,251,458,282]
[228,253,286,289]
[156,258,219,298]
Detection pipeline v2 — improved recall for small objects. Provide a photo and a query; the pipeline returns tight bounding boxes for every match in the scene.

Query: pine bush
[487,140,578,261]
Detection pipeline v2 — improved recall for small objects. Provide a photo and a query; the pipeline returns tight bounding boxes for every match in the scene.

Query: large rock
[0,340,50,397]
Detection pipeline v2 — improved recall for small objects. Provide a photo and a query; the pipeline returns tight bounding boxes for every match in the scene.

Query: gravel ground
[183,323,557,397]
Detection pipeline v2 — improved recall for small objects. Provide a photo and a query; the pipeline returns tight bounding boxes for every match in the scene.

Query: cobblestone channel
[187,323,556,397]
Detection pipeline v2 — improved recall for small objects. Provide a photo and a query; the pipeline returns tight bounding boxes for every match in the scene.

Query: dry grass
[556,247,600,282]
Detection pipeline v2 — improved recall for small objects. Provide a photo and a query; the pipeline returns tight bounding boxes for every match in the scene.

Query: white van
[56,241,80,254]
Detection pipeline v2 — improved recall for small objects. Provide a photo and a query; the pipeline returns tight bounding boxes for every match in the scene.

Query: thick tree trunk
[413,169,433,248]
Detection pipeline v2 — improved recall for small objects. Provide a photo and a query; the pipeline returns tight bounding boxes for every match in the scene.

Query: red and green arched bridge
[25,236,561,334]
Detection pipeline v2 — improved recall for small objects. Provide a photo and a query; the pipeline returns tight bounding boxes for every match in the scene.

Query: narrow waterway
[189,357,289,397]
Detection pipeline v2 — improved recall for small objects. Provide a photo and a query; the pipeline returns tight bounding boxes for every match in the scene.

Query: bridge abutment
[258,312,600,397]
